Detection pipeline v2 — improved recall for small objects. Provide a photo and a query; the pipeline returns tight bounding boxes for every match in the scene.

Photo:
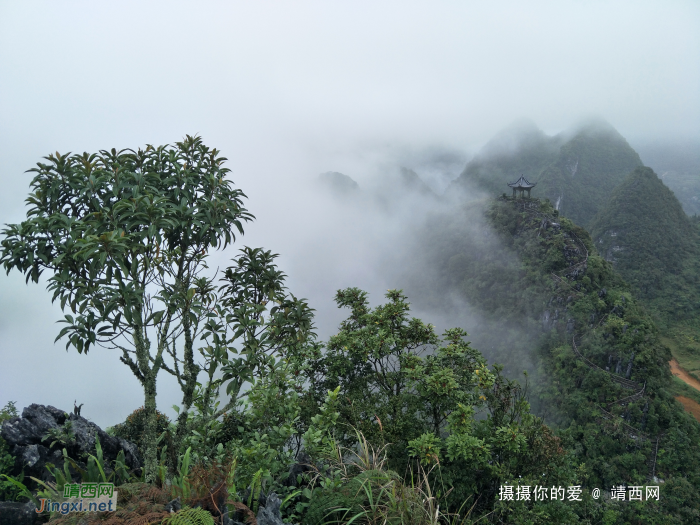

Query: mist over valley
[1,2,700,523]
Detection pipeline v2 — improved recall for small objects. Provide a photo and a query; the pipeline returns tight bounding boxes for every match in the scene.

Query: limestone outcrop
[0,404,141,486]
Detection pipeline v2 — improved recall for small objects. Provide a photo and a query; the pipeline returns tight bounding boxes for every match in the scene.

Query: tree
[303,288,494,463]
[0,136,252,481]
[185,246,318,457]
[300,288,573,516]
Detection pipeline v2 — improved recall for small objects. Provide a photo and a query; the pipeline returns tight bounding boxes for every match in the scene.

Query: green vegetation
[108,407,176,471]
[42,421,76,449]
[455,119,560,199]
[636,139,700,216]
[300,288,575,519]
[669,376,700,407]
[406,196,700,522]
[589,166,700,386]
[590,167,700,325]
[4,135,700,523]
[661,171,700,217]
[661,331,700,383]
[455,119,642,228]
[0,401,22,502]
[0,136,254,482]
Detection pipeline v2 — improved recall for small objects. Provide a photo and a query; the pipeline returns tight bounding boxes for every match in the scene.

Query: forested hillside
[590,166,700,323]
[313,135,700,522]
[2,137,700,524]
[405,195,700,523]
[589,166,700,393]
[635,139,700,216]
[451,120,700,416]
[453,119,643,228]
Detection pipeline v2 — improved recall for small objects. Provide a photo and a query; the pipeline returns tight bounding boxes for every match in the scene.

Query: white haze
[0,1,698,427]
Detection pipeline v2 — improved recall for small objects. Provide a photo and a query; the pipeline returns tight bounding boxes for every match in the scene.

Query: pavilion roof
[508,175,536,189]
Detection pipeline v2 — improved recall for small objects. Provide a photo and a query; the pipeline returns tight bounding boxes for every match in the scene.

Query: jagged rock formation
[0,404,141,487]
[228,490,292,525]
[255,492,292,525]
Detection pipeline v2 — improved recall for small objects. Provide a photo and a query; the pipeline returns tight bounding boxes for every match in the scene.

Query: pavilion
[508,175,536,198]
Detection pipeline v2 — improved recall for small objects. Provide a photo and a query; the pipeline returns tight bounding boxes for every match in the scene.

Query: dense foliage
[410,196,700,522]
[0,136,254,481]
[4,134,700,524]
[589,166,700,387]
[298,288,576,518]
[636,139,700,216]
[0,401,22,502]
[590,166,700,324]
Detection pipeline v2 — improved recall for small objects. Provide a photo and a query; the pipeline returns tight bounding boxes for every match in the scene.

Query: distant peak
[399,166,422,182]
[504,117,542,133]
[318,171,360,193]
[479,118,548,158]
[496,118,545,140]
[399,167,437,196]
[568,116,622,139]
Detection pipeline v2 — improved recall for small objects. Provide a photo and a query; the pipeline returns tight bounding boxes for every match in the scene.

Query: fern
[161,506,215,525]
[247,467,264,514]
[171,447,192,499]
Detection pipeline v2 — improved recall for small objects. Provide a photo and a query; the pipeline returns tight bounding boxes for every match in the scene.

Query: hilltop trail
[670,359,700,392]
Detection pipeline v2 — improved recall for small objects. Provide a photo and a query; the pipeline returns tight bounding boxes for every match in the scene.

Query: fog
[1,1,698,428]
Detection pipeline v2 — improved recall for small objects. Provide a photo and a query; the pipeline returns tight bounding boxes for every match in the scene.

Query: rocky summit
[0,404,141,486]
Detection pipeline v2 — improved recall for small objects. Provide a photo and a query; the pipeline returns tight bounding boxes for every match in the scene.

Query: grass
[669,376,700,406]
[659,326,700,382]
[304,429,487,525]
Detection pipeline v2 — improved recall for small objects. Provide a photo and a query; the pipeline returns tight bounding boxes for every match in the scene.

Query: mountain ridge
[452,119,643,228]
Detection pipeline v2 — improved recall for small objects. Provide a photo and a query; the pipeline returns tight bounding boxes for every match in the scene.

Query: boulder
[0,501,41,525]
[0,404,141,487]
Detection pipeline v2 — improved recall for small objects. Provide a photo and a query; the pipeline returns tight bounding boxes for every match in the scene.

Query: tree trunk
[142,372,159,483]
[174,310,198,453]
[135,320,160,484]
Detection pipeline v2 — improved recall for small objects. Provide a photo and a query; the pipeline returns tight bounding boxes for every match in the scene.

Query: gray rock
[284,452,313,487]
[256,492,292,525]
[566,318,575,333]
[542,310,551,331]
[0,404,141,488]
[0,501,41,525]
[164,496,181,513]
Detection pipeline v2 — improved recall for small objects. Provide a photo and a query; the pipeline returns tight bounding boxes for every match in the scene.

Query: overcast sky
[1,1,698,428]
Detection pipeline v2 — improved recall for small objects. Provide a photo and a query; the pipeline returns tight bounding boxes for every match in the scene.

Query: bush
[0,401,21,501]
[109,407,173,466]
